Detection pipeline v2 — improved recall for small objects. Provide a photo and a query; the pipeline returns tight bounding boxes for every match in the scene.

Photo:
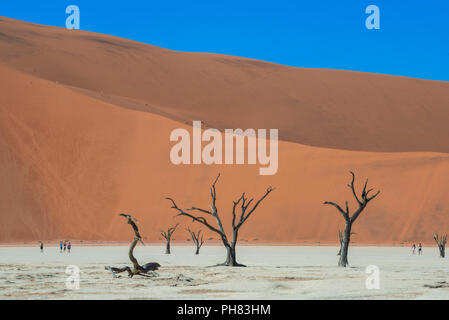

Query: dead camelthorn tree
[166,174,274,267]
[161,224,179,254]
[433,233,447,258]
[105,213,160,278]
[187,227,205,255]
[324,171,380,267]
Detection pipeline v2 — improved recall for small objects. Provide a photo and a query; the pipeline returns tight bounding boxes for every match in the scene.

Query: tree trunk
[433,233,446,258]
[437,242,445,258]
[337,230,343,256]
[195,247,200,255]
[221,232,245,267]
[339,222,352,267]
[128,237,139,273]
[438,244,445,258]
[224,245,240,266]
[165,240,171,254]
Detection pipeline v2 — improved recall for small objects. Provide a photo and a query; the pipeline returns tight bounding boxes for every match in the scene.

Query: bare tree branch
[187,207,213,215]
[161,224,179,240]
[323,201,349,220]
[166,197,223,235]
[347,171,362,205]
[236,186,275,228]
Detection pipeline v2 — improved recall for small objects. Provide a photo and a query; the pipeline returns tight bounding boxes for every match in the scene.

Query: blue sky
[1,0,448,81]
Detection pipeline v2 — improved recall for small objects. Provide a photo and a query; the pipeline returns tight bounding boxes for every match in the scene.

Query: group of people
[38,241,72,253]
[60,240,72,253]
[411,243,423,255]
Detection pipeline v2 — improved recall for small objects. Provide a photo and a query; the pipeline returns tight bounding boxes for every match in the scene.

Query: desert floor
[1,245,449,299]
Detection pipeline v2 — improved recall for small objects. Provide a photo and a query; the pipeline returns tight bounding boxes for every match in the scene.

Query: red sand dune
[1,17,449,244]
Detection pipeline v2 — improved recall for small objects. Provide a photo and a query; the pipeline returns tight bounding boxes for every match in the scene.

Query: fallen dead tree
[105,213,160,278]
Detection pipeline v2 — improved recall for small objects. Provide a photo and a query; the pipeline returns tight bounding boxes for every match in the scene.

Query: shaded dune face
[1,17,449,243]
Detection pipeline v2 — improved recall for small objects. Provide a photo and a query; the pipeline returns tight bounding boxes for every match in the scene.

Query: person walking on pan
[63,241,67,252]
[418,243,423,255]
[40,242,44,253]
[67,241,71,253]
[59,241,63,253]
[411,243,416,254]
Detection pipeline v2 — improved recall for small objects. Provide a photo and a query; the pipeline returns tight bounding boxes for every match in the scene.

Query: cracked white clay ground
[1,245,448,299]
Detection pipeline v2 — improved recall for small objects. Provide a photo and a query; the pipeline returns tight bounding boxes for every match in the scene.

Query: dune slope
[1,18,449,244]
[1,64,449,243]
[1,16,449,153]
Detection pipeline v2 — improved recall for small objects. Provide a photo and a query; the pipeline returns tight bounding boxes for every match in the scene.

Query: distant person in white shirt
[411,243,416,254]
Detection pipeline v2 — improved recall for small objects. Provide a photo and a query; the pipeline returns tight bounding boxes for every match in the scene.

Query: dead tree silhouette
[433,233,447,258]
[324,171,380,267]
[187,227,205,255]
[161,224,179,254]
[105,213,160,278]
[166,174,274,266]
